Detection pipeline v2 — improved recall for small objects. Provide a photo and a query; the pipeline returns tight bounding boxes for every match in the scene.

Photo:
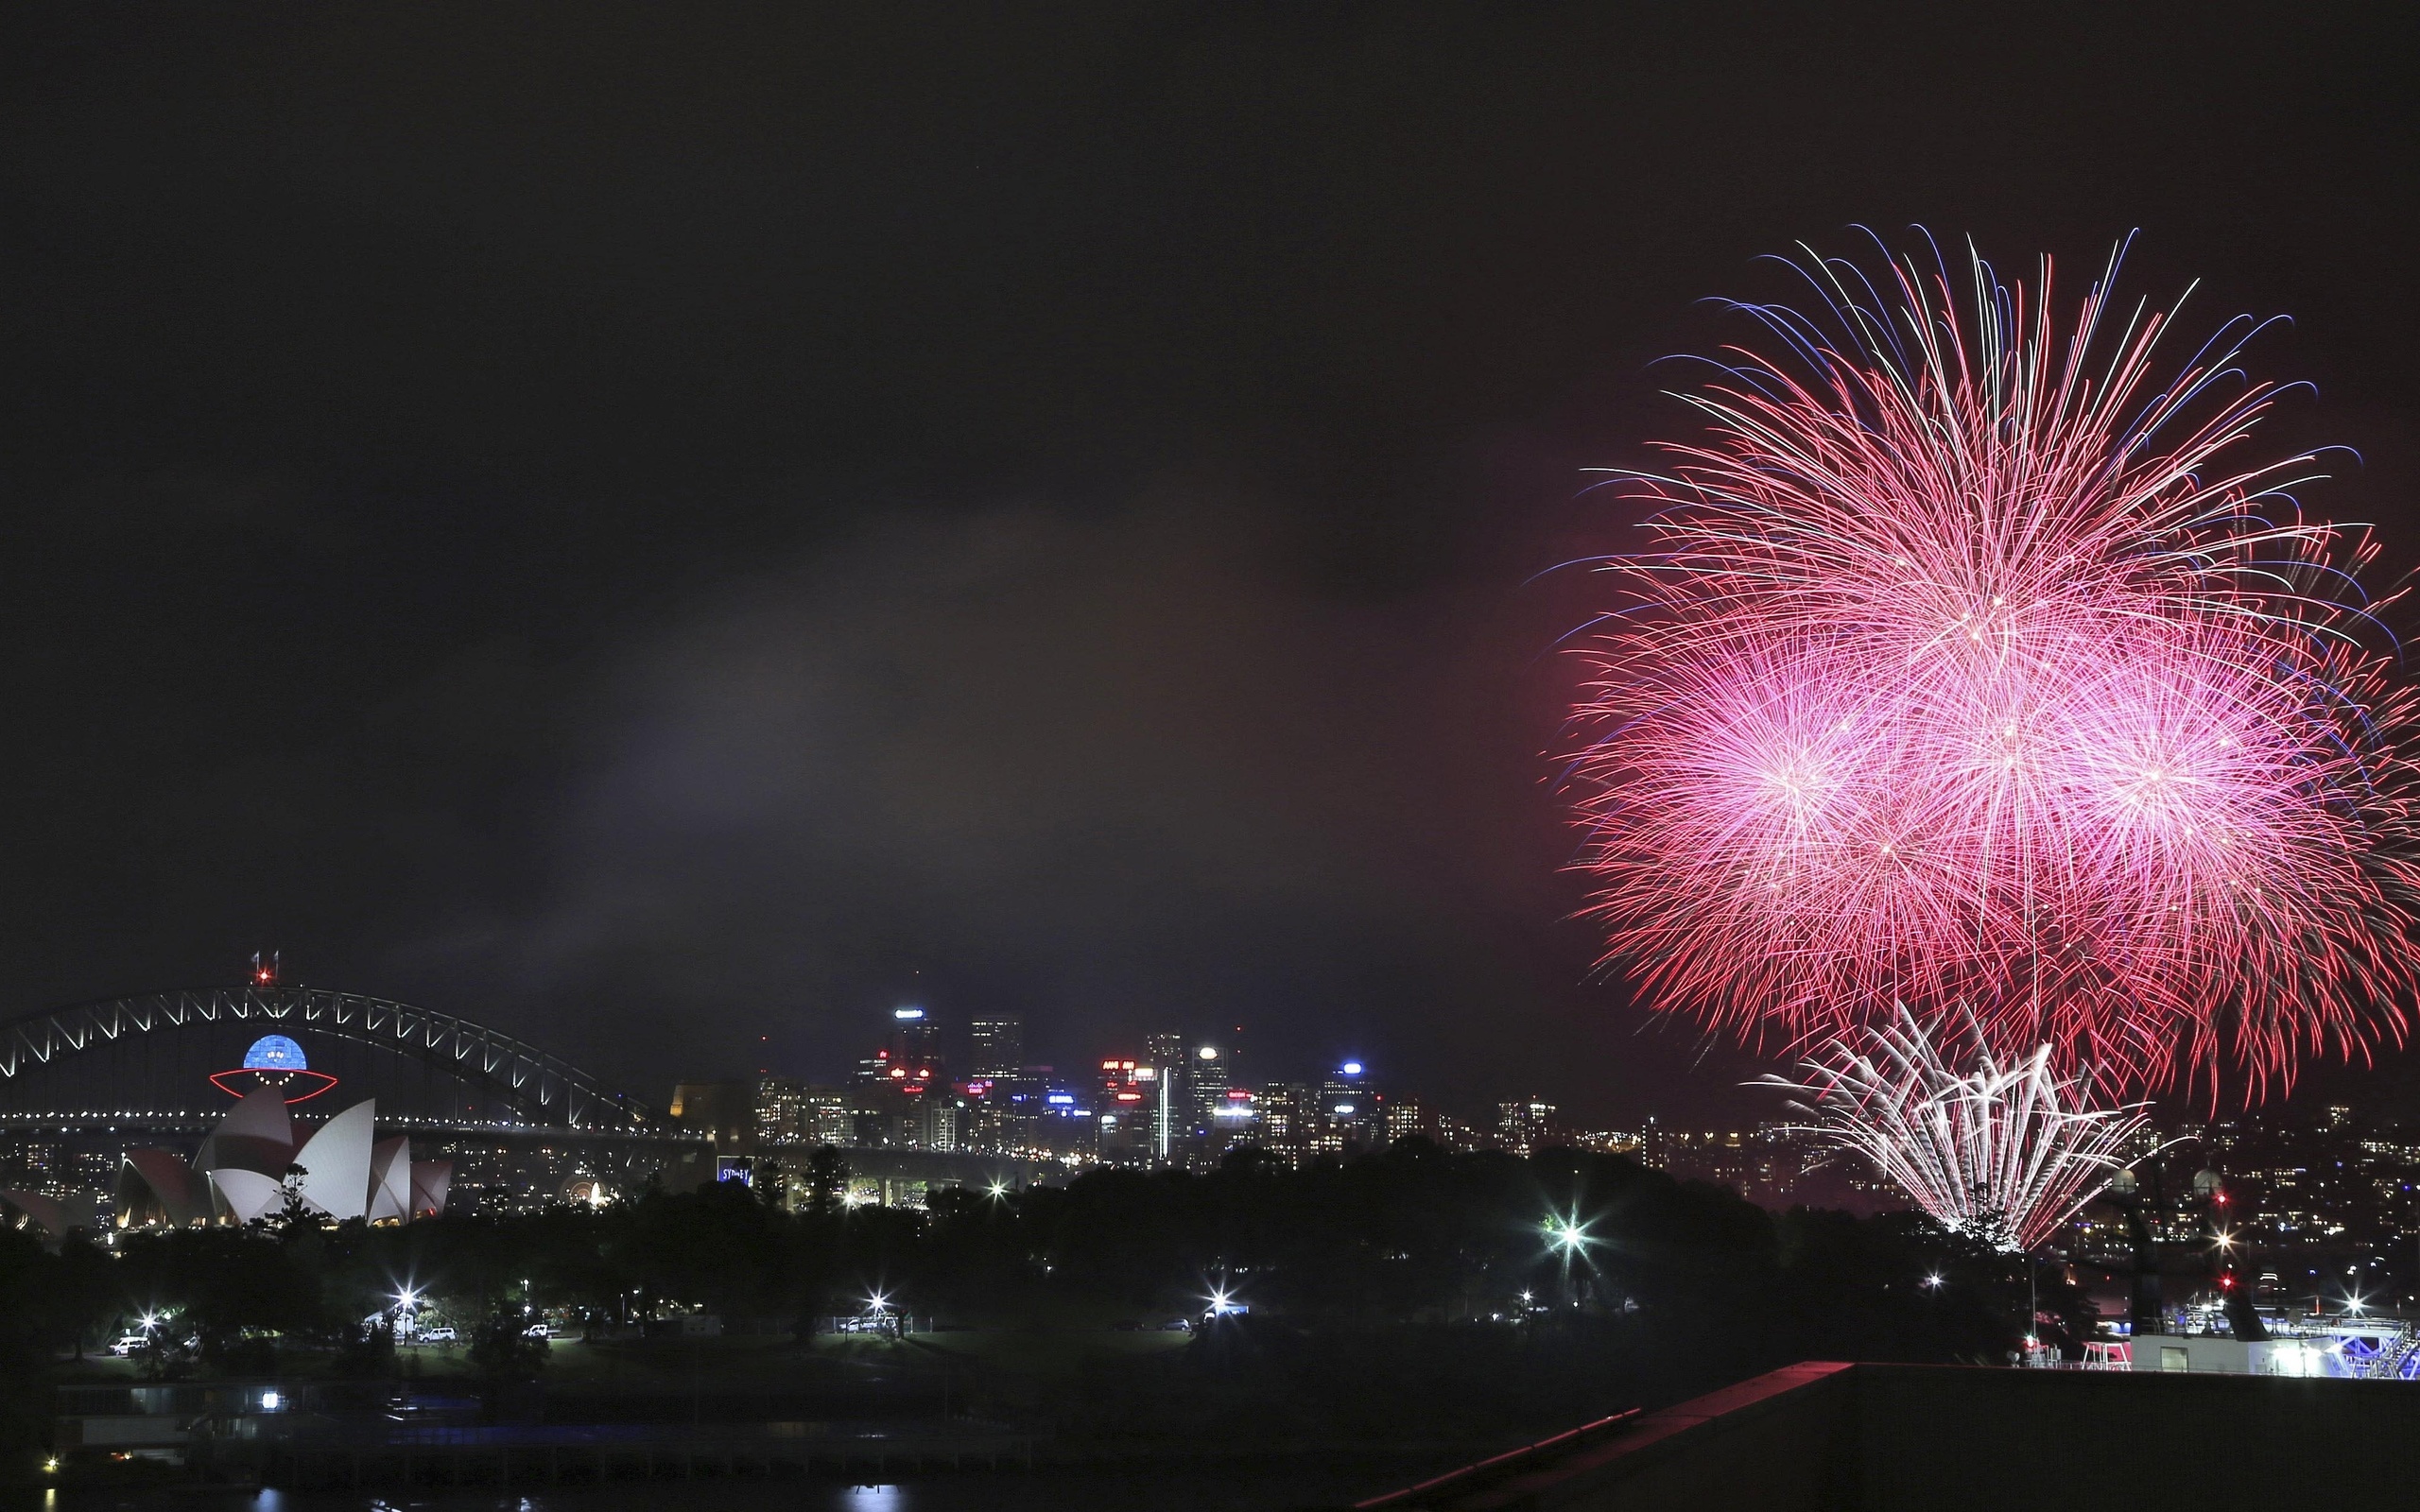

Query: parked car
[420,1326,458,1344]
[1108,1319,1144,1332]
[1158,1318,1193,1332]
[110,1333,149,1356]
[523,1322,553,1339]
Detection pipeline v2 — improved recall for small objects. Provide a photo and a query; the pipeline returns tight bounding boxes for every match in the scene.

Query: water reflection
[5,1452,1446,1512]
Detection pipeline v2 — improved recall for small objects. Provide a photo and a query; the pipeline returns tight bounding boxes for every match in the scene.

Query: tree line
[0,1140,2066,1461]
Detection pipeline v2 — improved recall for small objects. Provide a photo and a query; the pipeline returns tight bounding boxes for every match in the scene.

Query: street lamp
[1543,1212,1593,1259]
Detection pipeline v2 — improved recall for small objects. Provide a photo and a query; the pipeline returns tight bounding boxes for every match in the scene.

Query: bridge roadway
[3,1110,1074,1201]
[0,1108,707,1152]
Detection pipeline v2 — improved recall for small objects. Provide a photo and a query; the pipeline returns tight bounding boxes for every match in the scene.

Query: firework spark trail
[1567,236,2420,1099]
[1761,1009,2174,1252]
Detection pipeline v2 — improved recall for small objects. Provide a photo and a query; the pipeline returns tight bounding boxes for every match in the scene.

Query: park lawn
[906,1328,1192,1376]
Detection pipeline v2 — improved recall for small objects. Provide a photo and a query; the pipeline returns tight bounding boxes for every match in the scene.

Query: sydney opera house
[111,1034,451,1227]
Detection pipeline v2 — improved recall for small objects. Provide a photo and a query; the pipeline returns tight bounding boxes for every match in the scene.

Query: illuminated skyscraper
[1497,1098,1556,1157]
[968,1016,1024,1081]
[1189,1041,1242,1132]
[755,1079,852,1145]
[891,1006,942,1076]
[1144,1032,1187,1160]
[1256,1081,1311,1164]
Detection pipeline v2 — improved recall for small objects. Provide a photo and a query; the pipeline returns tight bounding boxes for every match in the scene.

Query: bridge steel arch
[0,987,659,1132]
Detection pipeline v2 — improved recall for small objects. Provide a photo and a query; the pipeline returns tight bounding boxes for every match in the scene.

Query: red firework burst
[1564,235,2420,1100]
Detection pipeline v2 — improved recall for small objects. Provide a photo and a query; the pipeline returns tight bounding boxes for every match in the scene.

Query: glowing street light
[986,1180,1009,1200]
[1543,1213,1593,1258]
[1922,1273,1945,1290]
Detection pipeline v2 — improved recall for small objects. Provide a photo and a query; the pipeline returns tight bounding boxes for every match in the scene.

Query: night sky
[4,6,2417,1125]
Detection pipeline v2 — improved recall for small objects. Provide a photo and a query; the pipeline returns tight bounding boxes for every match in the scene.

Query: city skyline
[9,11,2420,1499]
[8,11,2420,1134]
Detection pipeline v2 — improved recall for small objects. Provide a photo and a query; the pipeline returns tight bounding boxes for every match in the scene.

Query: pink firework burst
[1564,235,2420,1100]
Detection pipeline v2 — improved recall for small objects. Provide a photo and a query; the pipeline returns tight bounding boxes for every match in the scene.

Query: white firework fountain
[1763,1008,2172,1253]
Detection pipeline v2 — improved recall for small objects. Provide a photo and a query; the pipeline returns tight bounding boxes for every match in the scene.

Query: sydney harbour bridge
[0,972,708,1218]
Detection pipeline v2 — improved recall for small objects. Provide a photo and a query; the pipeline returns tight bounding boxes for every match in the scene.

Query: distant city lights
[1340,1061,1363,1076]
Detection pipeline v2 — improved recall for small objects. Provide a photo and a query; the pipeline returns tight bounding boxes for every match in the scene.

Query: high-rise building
[1256,1081,1311,1164]
[1384,1094,1442,1146]
[913,1095,965,1152]
[891,1006,943,1078]
[755,1079,852,1145]
[1203,1086,1257,1156]
[1189,1041,1241,1132]
[1097,1056,1158,1166]
[968,1016,1025,1081]
[1317,1061,1381,1153]
[756,1078,804,1144]
[1498,1098,1557,1157]
[1143,1032,1188,1161]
